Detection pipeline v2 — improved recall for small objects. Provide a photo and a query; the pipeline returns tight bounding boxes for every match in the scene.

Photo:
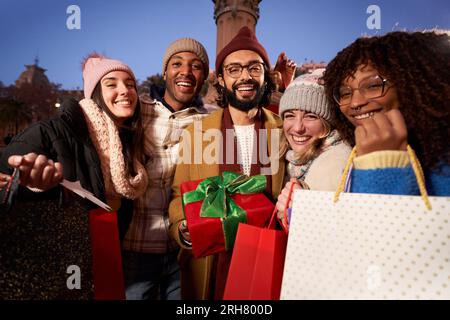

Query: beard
[224,80,265,112]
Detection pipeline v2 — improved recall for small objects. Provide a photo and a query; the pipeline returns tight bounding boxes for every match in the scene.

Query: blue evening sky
[0,0,448,89]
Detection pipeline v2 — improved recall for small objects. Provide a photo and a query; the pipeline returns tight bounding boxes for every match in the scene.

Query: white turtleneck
[233,124,255,176]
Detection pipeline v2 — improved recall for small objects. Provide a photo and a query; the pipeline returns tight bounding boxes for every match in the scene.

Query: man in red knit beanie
[214,26,272,112]
[169,26,289,300]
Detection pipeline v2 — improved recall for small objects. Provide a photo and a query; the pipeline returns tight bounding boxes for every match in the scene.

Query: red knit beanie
[215,26,270,74]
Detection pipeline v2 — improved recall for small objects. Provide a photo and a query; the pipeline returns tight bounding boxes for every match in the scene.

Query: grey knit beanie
[162,38,209,77]
[279,68,332,121]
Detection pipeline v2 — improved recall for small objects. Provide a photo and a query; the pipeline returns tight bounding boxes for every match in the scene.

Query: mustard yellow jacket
[168,107,285,299]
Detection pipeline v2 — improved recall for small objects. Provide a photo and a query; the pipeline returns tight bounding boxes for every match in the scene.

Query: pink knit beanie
[82,53,137,99]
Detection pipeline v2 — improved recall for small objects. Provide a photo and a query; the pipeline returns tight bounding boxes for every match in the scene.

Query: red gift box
[181,178,274,258]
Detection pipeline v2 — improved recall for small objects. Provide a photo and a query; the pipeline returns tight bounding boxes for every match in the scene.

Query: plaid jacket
[122,93,214,253]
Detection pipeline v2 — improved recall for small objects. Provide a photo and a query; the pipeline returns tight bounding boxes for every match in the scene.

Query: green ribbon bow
[182,171,267,251]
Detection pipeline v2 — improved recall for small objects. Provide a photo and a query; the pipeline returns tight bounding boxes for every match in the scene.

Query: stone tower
[213,0,262,56]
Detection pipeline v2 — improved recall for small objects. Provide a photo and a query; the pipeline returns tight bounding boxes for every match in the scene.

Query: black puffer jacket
[0,98,132,238]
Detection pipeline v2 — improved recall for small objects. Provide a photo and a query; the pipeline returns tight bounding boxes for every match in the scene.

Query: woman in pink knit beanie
[0,53,148,238]
[78,53,148,206]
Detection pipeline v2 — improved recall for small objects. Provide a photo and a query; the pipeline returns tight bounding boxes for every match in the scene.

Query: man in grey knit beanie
[122,37,212,301]
[159,37,210,112]
[162,38,209,78]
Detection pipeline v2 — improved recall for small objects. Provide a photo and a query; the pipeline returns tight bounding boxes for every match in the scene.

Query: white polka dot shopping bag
[280,147,450,300]
[280,190,450,299]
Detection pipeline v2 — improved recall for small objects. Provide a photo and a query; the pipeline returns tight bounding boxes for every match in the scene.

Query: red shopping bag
[223,183,294,300]
[222,222,287,300]
[89,208,125,300]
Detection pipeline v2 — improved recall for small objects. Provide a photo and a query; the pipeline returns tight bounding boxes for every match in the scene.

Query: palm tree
[137,73,165,95]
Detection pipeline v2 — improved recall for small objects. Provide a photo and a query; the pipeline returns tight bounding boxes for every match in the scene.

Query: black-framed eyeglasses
[223,62,265,78]
[333,75,391,106]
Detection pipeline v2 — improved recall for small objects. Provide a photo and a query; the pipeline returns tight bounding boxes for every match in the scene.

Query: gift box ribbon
[182,171,267,250]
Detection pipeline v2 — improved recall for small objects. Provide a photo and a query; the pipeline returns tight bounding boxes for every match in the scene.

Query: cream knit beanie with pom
[279,68,332,121]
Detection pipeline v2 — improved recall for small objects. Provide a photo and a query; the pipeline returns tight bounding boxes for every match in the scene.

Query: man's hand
[273,52,297,91]
[178,219,191,244]
[7,153,63,190]
[355,109,408,156]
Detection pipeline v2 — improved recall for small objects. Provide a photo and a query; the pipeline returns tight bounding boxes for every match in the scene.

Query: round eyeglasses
[223,62,265,78]
[333,75,391,106]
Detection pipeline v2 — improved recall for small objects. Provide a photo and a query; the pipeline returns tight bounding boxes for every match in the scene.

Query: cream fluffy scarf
[286,130,342,181]
[79,98,148,200]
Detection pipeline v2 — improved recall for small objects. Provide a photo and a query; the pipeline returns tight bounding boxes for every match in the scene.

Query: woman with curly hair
[322,31,450,196]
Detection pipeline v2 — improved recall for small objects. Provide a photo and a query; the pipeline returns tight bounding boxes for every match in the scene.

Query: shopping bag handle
[268,181,295,234]
[334,145,432,210]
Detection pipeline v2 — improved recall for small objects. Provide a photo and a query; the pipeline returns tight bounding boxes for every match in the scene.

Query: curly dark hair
[214,64,277,108]
[323,31,450,171]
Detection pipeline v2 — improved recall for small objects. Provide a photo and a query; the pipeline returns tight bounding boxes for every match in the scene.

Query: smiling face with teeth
[100,71,138,124]
[283,110,327,154]
[218,50,266,111]
[339,64,400,127]
[163,52,205,111]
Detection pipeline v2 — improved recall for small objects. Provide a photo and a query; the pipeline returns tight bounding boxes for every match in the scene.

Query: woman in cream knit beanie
[276,69,351,229]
